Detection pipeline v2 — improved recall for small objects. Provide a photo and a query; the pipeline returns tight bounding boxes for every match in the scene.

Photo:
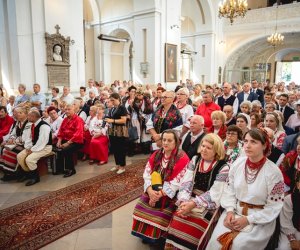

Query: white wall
[44,0,85,92]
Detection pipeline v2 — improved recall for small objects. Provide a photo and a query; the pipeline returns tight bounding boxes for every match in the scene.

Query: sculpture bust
[53,45,62,62]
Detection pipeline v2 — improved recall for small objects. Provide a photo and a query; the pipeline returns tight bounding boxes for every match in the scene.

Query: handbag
[128,121,139,141]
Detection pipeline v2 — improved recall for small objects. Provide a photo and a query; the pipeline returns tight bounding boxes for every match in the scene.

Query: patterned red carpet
[0,159,147,250]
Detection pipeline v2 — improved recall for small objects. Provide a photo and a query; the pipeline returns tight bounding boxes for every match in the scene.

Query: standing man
[60,86,74,105]
[277,93,295,123]
[79,87,88,102]
[236,82,258,110]
[17,110,52,186]
[51,87,60,102]
[86,79,99,96]
[30,83,46,110]
[251,79,264,107]
[216,82,239,115]
[195,91,221,129]
[181,115,205,159]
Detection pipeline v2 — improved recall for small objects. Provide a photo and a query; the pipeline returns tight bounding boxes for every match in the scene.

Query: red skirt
[82,130,92,155]
[89,135,109,162]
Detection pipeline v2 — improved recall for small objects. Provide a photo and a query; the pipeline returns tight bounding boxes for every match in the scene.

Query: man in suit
[282,131,300,154]
[236,82,258,110]
[277,93,294,124]
[251,80,264,107]
[181,115,205,159]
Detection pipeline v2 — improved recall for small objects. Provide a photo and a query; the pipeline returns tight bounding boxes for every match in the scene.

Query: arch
[224,32,300,83]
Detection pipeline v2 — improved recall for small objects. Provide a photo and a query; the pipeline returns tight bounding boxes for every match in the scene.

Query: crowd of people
[1,79,300,249]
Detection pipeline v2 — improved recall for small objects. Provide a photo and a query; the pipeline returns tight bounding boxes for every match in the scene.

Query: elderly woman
[82,105,98,161]
[224,125,245,166]
[132,130,190,244]
[89,105,109,165]
[265,102,276,113]
[240,101,252,115]
[207,110,227,140]
[207,129,284,250]
[251,100,263,116]
[0,107,31,180]
[146,90,182,151]
[286,101,300,132]
[165,133,229,249]
[265,112,286,150]
[175,87,194,137]
[236,113,250,136]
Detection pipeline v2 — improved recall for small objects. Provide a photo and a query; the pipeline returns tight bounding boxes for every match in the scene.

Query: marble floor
[0,154,160,250]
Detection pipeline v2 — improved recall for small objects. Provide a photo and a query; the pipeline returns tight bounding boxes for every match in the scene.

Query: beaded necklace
[244,157,266,184]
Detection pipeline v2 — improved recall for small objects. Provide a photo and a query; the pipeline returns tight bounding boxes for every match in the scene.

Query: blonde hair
[211,110,226,124]
[198,133,225,160]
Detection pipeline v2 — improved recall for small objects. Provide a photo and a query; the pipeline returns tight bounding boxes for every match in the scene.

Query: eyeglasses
[226,132,238,136]
[176,93,186,96]
[161,96,173,100]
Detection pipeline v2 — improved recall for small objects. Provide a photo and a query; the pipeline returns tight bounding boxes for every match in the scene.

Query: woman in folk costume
[165,133,229,250]
[207,129,285,250]
[279,134,300,193]
[0,107,31,181]
[278,174,300,250]
[82,105,97,161]
[224,125,245,166]
[206,110,227,141]
[265,112,286,150]
[131,129,190,245]
[146,90,182,151]
[88,105,109,165]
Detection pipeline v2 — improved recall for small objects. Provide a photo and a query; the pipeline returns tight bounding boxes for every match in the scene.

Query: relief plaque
[45,25,71,88]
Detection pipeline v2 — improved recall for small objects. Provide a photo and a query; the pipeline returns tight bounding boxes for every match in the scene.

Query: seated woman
[265,112,286,150]
[224,125,245,166]
[89,105,109,165]
[250,113,262,129]
[131,129,190,245]
[165,133,229,250]
[236,113,250,136]
[278,175,300,250]
[207,129,284,250]
[206,110,227,140]
[279,135,300,193]
[82,105,97,161]
[240,101,252,115]
[0,107,31,180]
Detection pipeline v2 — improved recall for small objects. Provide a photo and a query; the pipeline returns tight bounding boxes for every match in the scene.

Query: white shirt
[60,93,75,105]
[243,92,250,102]
[50,116,63,138]
[24,119,51,152]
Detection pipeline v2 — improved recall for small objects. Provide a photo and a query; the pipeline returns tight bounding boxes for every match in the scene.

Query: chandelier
[218,0,248,25]
[267,32,284,47]
[267,2,284,47]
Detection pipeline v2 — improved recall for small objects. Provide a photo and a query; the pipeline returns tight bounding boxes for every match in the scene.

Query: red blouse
[57,114,84,144]
[0,115,14,142]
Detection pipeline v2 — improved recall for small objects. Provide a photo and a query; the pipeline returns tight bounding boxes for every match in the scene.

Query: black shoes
[63,169,76,178]
[25,178,40,186]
